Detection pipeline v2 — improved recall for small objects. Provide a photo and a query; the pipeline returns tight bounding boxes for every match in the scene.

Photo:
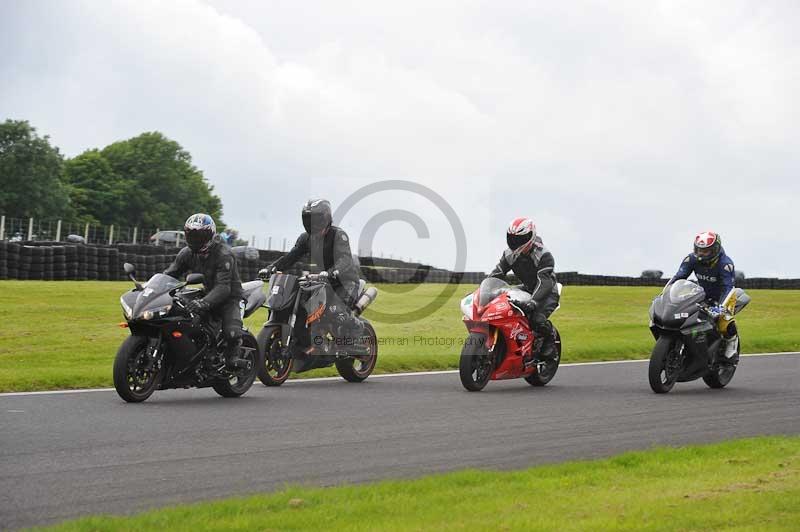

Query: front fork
[144,336,164,373]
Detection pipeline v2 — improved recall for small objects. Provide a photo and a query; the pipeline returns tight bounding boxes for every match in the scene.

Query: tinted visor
[302,211,328,233]
[694,242,719,261]
[185,229,212,251]
[507,232,532,251]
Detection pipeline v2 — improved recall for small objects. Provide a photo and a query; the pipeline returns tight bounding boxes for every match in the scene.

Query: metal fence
[0,216,165,246]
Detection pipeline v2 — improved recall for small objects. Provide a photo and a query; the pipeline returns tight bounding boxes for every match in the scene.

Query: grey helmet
[302,199,332,234]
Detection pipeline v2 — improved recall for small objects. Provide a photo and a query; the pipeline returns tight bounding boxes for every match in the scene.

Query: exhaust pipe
[355,287,378,315]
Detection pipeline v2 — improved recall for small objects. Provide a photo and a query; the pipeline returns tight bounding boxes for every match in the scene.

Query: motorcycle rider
[489,217,560,360]
[164,213,247,368]
[263,199,363,339]
[668,231,738,360]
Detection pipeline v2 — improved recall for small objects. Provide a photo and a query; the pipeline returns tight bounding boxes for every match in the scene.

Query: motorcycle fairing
[267,273,299,310]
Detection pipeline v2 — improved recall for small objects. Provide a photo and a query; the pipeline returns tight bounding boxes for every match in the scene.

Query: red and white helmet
[693,231,722,264]
[506,217,537,255]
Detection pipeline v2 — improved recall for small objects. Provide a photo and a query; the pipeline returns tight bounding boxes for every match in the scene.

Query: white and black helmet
[184,213,216,253]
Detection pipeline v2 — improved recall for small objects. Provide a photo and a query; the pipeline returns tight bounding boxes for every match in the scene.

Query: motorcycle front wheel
[113,335,161,403]
[257,326,292,386]
[648,335,681,394]
[459,332,493,392]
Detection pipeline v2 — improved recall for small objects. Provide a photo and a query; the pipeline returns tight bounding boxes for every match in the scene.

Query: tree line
[0,119,226,232]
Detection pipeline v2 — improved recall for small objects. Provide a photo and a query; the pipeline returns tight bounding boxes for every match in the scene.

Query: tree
[63,149,123,224]
[0,119,69,218]
[98,132,224,229]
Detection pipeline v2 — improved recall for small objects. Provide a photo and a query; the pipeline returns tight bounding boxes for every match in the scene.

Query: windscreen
[477,277,509,307]
[143,273,182,294]
[667,279,705,302]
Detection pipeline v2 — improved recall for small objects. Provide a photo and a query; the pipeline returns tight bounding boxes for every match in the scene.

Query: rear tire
[649,335,679,394]
[213,333,261,398]
[525,326,562,386]
[703,339,740,389]
[335,322,378,382]
[113,335,160,403]
[459,332,493,392]
[257,326,292,386]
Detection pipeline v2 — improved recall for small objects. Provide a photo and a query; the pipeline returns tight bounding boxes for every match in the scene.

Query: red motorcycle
[458,277,562,391]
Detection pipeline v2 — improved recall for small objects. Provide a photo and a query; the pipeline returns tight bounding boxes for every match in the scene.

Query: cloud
[1,0,798,275]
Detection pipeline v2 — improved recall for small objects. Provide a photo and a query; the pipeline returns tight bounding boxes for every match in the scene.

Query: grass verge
[1,281,799,392]
[38,435,800,531]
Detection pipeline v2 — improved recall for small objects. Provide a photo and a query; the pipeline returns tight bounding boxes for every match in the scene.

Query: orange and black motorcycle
[256,272,379,386]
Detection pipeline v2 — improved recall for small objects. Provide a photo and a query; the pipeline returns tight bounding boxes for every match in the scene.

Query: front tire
[525,326,562,386]
[213,333,261,398]
[335,322,378,382]
[257,326,292,386]
[459,332,493,391]
[649,335,680,394]
[113,335,160,403]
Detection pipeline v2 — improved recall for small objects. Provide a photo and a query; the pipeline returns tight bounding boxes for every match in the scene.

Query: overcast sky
[2,0,798,276]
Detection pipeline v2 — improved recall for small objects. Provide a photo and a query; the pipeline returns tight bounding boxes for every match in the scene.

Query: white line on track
[1,351,797,398]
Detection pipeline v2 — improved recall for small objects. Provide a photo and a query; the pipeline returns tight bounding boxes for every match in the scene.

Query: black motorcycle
[113,263,265,402]
[256,272,379,385]
[647,279,750,394]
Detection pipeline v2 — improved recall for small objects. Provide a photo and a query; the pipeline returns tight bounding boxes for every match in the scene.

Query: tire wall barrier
[1,242,799,289]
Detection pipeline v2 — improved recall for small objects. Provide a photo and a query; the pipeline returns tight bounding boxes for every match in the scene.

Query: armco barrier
[1,243,799,289]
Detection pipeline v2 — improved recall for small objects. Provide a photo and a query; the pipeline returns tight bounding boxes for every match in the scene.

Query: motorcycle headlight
[120,296,133,319]
[142,304,172,321]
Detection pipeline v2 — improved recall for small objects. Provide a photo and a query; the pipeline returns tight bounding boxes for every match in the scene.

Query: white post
[0,215,5,241]
[176,232,181,247]
[84,223,90,242]
[267,236,272,250]
[251,235,255,247]
[27,218,34,241]
[132,227,137,244]
[108,225,114,245]
[282,238,287,252]
[155,228,160,246]
[55,220,62,241]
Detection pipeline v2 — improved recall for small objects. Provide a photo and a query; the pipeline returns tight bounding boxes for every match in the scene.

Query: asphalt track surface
[1,353,799,530]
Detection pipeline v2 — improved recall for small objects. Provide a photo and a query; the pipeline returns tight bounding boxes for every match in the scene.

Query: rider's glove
[258,267,274,280]
[318,270,330,282]
[186,299,210,316]
[708,305,725,318]
[511,298,537,314]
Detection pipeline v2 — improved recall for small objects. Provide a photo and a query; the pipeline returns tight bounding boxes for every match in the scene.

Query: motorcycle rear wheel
[113,335,160,403]
[649,335,680,394]
[257,327,292,386]
[525,326,562,386]
[213,333,261,397]
[459,332,493,392]
[335,322,378,382]
[703,340,740,389]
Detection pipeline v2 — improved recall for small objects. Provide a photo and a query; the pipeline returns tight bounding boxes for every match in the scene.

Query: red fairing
[462,288,536,380]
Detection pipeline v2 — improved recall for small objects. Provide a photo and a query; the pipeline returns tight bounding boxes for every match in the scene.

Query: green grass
[1,281,799,392]
[37,435,800,531]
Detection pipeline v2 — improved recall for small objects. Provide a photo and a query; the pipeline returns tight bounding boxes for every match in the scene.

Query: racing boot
[721,335,739,361]
[534,321,557,361]
[338,314,365,344]
[224,339,249,370]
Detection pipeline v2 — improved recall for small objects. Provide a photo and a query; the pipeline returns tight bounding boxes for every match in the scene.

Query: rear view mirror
[123,262,143,290]
[186,273,204,285]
